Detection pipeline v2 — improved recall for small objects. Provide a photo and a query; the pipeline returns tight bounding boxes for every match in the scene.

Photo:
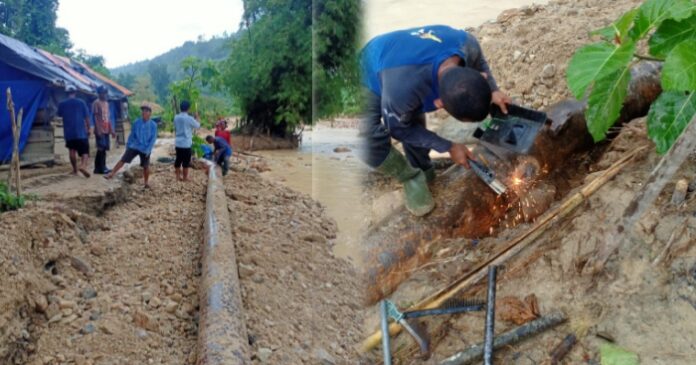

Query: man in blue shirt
[205,135,232,176]
[105,102,158,188]
[57,85,91,178]
[359,25,511,216]
[173,100,200,182]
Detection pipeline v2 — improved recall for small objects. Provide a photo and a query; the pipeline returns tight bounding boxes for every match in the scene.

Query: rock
[89,311,101,321]
[135,329,148,339]
[164,300,178,314]
[513,50,523,62]
[133,309,159,332]
[60,314,78,324]
[238,263,255,278]
[69,256,93,277]
[90,245,105,257]
[81,323,96,335]
[170,293,183,303]
[142,291,153,303]
[148,296,161,309]
[302,233,327,244]
[58,299,76,309]
[315,348,336,365]
[99,320,117,335]
[333,146,351,153]
[45,302,61,320]
[671,179,689,206]
[81,287,98,300]
[257,348,273,363]
[34,294,48,313]
[47,313,62,324]
[541,64,556,78]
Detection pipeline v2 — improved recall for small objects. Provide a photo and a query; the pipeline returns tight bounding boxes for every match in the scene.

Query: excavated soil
[224,165,365,364]
[0,163,207,365]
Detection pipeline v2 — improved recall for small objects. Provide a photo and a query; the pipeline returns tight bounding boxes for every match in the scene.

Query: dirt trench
[0,163,207,365]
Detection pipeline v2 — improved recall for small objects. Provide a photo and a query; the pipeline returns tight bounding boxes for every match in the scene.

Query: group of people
[58,86,234,188]
[60,23,506,197]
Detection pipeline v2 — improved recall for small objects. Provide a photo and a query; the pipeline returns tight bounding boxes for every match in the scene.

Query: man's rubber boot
[376,147,435,216]
[423,167,436,183]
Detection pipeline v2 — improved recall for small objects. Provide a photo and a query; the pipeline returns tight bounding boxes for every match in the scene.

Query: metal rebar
[402,304,484,319]
[380,300,392,365]
[484,266,498,365]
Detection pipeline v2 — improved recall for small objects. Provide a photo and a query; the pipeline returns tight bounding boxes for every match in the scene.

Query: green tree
[0,0,72,55]
[219,0,312,138]
[148,62,171,104]
[168,56,220,128]
[74,49,111,77]
[313,0,362,119]
[115,72,137,90]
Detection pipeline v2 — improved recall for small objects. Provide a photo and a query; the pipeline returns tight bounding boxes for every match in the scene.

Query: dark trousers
[216,153,230,176]
[94,135,110,173]
[358,89,432,170]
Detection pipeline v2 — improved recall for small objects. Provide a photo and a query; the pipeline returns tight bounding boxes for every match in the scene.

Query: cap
[96,85,108,95]
[140,102,152,111]
[65,85,77,92]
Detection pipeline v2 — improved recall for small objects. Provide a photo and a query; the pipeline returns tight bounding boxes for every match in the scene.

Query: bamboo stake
[359,146,647,353]
[6,88,14,190]
[13,107,22,196]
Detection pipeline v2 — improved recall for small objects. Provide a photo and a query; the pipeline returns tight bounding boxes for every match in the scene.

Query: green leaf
[649,14,696,58]
[647,91,696,154]
[600,343,639,365]
[662,39,696,91]
[591,9,639,43]
[586,66,632,142]
[567,41,635,99]
[630,0,696,40]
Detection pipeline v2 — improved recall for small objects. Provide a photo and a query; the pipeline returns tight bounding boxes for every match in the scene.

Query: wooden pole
[6,88,14,190]
[359,146,646,353]
[13,107,22,197]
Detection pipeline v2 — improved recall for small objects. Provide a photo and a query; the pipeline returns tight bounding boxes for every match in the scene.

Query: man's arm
[465,35,512,113]
[380,67,454,153]
[190,115,201,129]
[84,102,92,135]
[146,123,157,154]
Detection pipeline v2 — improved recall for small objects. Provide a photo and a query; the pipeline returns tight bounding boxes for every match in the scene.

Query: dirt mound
[0,163,207,365]
[225,169,365,364]
[473,0,642,109]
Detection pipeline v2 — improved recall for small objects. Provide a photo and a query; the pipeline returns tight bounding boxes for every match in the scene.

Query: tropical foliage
[567,0,696,153]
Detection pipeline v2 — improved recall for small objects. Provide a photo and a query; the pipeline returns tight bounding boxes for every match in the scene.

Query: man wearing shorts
[105,102,158,187]
[57,85,91,178]
[173,100,200,181]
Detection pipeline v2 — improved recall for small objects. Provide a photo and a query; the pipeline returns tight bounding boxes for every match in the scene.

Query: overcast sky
[57,0,244,69]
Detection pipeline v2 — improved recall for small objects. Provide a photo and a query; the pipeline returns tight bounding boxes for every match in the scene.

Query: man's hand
[449,143,474,169]
[492,90,512,114]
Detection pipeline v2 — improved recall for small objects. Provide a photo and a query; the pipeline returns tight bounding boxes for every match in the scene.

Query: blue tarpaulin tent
[0,33,132,163]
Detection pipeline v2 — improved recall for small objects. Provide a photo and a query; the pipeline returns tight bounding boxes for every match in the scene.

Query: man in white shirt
[173,100,201,182]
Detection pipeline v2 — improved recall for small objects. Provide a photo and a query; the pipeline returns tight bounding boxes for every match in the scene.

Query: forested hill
[110,34,232,78]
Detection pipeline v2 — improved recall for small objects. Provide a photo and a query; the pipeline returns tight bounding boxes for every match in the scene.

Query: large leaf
[647,91,696,154]
[630,0,696,40]
[600,343,639,365]
[662,39,696,91]
[592,9,639,43]
[649,14,696,58]
[567,41,636,99]
[586,66,632,142]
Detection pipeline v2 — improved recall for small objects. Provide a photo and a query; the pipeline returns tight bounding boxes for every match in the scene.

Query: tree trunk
[361,62,663,305]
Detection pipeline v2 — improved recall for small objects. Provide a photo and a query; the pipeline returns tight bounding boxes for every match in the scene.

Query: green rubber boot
[423,167,436,183]
[376,147,435,216]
